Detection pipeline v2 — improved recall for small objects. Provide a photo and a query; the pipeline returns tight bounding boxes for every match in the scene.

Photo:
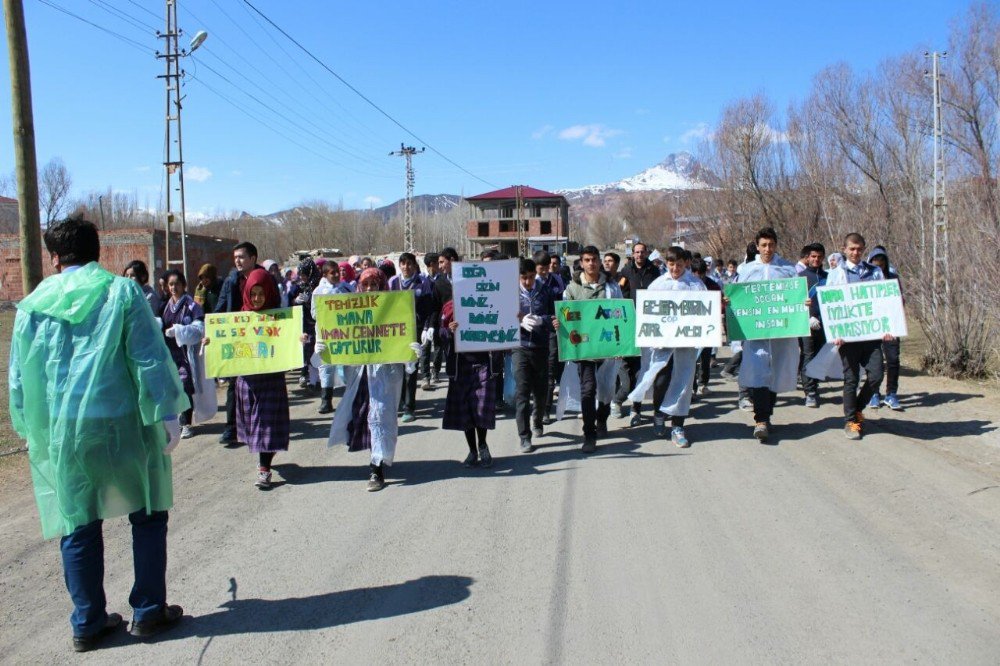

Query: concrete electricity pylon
[390,143,424,253]
[925,50,949,315]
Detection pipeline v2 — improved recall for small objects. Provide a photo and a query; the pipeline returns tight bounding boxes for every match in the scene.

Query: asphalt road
[2,364,1000,664]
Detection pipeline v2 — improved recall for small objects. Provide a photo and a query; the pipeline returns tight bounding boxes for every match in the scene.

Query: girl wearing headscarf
[440,299,500,468]
[237,267,290,490]
[262,260,288,307]
[193,263,221,312]
[294,258,322,388]
[310,261,355,414]
[339,262,358,291]
[328,268,421,492]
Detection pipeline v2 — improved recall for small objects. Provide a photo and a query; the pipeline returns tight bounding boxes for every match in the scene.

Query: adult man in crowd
[9,217,188,651]
[615,241,660,424]
[215,241,263,446]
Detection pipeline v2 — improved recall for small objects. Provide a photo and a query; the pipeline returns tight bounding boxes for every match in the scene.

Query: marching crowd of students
[9,216,906,649]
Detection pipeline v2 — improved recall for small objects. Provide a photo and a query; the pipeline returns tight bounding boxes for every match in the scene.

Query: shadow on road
[901,391,985,408]
[147,575,474,642]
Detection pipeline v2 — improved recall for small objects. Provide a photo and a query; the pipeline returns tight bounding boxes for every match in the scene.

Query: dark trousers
[799,328,826,397]
[545,331,564,415]
[723,349,742,375]
[419,335,433,380]
[60,510,168,637]
[226,380,236,427]
[495,353,507,405]
[840,340,884,422]
[882,338,901,394]
[614,355,642,406]
[578,360,610,437]
[399,369,418,414]
[751,387,777,423]
[653,357,685,427]
[694,348,712,389]
[512,346,548,439]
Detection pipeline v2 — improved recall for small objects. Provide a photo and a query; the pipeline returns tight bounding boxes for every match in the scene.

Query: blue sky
[1,0,964,217]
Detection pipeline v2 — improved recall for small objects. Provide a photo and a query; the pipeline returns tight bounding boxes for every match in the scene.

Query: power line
[240,0,497,189]
[86,0,158,33]
[36,0,155,54]
[124,0,160,21]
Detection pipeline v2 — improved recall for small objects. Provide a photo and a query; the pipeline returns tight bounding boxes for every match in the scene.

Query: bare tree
[39,157,72,225]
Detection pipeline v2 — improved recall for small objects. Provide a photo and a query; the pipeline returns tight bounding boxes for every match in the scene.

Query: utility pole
[925,51,949,316]
[390,143,424,253]
[4,0,43,296]
[157,0,190,279]
[515,185,526,257]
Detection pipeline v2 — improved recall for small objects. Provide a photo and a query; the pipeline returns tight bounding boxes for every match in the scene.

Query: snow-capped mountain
[559,152,718,199]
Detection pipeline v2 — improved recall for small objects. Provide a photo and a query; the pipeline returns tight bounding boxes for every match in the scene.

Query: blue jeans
[60,510,169,637]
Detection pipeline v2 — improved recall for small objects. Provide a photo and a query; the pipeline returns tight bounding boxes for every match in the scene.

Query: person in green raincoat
[8,217,191,651]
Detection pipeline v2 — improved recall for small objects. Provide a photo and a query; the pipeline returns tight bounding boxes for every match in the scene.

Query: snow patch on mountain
[559,152,714,198]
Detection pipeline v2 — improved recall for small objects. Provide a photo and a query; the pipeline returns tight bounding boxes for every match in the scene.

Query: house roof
[0,196,17,204]
[465,185,566,202]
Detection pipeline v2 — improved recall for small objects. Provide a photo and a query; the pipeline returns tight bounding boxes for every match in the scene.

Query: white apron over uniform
[735,256,800,394]
[328,363,406,466]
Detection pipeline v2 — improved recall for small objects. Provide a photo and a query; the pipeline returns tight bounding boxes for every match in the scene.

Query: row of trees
[581,3,998,378]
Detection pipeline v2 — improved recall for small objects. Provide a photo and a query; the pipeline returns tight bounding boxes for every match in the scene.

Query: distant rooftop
[466,185,566,201]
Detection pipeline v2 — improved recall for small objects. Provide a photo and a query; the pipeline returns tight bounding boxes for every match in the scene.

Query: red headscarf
[242,267,280,311]
[358,267,387,292]
[339,262,356,283]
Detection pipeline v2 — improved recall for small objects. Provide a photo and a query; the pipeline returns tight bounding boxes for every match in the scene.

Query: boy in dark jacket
[867,245,903,410]
[513,259,555,453]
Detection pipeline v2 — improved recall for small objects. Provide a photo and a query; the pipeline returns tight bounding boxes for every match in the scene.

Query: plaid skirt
[442,358,495,431]
[346,368,372,452]
[236,372,290,453]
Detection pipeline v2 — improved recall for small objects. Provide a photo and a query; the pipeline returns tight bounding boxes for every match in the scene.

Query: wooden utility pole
[4,0,43,295]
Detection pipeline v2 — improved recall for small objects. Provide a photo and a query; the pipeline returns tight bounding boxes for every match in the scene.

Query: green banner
[557,298,639,361]
[724,277,809,341]
[205,307,303,378]
[315,291,417,365]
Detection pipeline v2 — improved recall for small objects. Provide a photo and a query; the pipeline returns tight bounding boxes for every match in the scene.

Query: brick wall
[0,228,239,301]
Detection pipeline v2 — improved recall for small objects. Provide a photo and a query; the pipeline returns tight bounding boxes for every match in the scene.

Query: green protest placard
[816,279,907,342]
[205,307,303,378]
[314,290,417,365]
[724,277,809,341]
[557,299,639,361]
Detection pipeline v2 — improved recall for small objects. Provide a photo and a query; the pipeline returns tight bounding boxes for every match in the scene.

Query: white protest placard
[452,260,521,353]
[635,289,723,348]
[816,279,907,343]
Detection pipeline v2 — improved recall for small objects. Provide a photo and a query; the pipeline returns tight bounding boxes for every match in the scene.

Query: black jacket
[619,261,660,301]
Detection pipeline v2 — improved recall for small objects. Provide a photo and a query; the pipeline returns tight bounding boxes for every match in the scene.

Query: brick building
[0,227,239,301]
[465,186,570,258]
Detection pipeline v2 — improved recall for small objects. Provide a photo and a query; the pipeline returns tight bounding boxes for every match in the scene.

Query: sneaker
[478,445,493,468]
[867,393,882,409]
[73,613,124,652]
[845,420,863,440]
[422,378,433,391]
[129,604,183,639]
[462,451,479,467]
[804,394,818,408]
[609,402,623,419]
[739,397,753,412]
[519,438,535,453]
[596,420,608,437]
[753,422,769,442]
[671,427,690,448]
[652,415,667,438]
[720,369,737,381]
[883,393,902,410]
[298,375,310,388]
[698,385,710,396]
[180,425,193,439]
[255,468,272,490]
[542,414,554,426]
[219,427,236,444]
[366,471,386,492]
[581,436,597,454]
[401,411,415,423]
[629,411,642,428]
[532,425,544,439]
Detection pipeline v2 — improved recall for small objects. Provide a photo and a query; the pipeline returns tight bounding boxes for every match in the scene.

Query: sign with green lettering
[815,279,907,342]
[557,299,639,361]
[724,277,809,341]
[452,260,521,352]
[205,307,303,377]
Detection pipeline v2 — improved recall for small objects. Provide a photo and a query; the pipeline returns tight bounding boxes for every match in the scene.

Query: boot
[367,463,385,492]
[317,387,334,414]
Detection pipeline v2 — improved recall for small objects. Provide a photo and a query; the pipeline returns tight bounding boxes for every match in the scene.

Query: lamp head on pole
[189,31,208,53]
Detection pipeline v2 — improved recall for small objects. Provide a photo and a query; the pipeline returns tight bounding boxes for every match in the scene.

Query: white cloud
[531,124,554,140]
[363,195,383,207]
[186,165,212,182]
[614,147,634,160]
[231,170,243,177]
[134,165,151,173]
[680,122,713,144]
[557,124,623,148]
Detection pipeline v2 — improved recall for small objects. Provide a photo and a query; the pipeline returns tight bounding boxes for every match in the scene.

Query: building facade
[465,186,570,258]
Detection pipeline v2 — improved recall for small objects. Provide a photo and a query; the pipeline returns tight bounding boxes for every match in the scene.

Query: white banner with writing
[452,260,521,353]
[634,290,723,348]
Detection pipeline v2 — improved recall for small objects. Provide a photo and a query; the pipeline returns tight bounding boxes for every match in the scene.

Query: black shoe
[129,604,183,639]
[519,438,535,453]
[366,464,386,492]
[463,450,479,467]
[72,613,123,652]
[652,416,667,438]
[542,412,554,425]
[478,445,493,468]
[596,420,608,437]
[532,425,544,439]
[581,437,597,454]
[629,412,642,428]
[219,427,236,444]
[317,388,334,414]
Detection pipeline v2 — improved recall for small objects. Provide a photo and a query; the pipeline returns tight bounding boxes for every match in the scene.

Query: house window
[540,220,552,234]
[531,204,542,217]
[499,221,511,233]
[478,222,489,237]
[500,206,514,218]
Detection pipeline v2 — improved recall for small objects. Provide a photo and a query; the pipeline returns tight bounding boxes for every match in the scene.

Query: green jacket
[9,262,189,539]
[563,272,624,301]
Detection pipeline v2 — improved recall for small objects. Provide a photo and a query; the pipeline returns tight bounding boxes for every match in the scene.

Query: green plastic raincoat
[9,262,190,539]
